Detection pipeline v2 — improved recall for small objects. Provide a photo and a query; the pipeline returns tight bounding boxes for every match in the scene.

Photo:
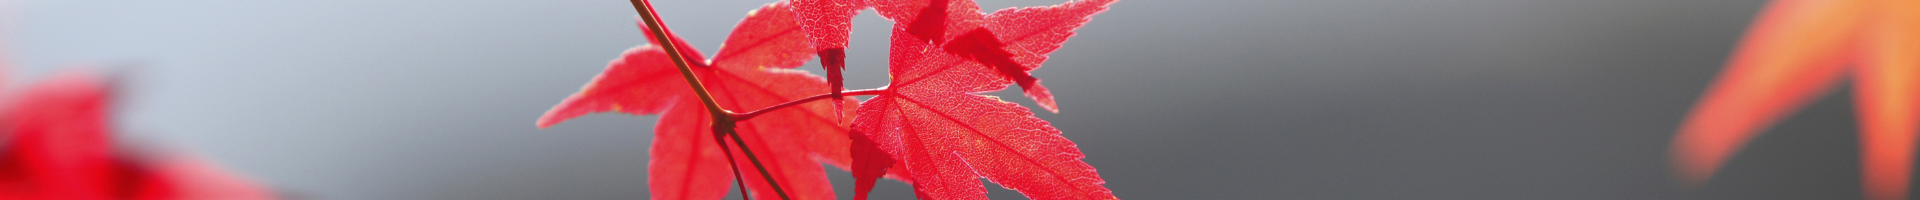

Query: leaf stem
[627,1,789,200]
[629,0,728,117]
[725,128,792,200]
[711,130,754,200]
[733,89,887,121]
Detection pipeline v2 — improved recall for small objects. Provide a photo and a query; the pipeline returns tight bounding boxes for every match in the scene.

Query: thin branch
[628,0,728,117]
[712,128,754,200]
[627,1,789,200]
[726,128,791,200]
[734,89,888,121]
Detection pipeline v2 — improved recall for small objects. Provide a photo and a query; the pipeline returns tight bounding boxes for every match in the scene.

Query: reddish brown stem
[723,127,790,200]
[628,0,726,117]
[627,1,784,200]
[733,89,888,121]
[710,128,754,200]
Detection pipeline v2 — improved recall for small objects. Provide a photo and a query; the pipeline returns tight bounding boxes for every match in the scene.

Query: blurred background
[0,0,1887,199]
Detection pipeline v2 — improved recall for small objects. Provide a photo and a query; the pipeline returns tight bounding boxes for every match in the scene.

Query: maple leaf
[0,71,120,200]
[791,0,868,115]
[537,2,866,199]
[847,0,1117,199]
[0,71,275,200]
[862,0,1099,113]
[1670,0,1920,200]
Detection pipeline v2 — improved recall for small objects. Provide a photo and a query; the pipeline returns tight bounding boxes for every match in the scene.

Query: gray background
[0,0,1889,199]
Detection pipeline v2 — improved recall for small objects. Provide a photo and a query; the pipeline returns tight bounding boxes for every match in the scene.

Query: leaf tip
[535,94,598,129]
[1024,82,1058,113]
[535,106,573,129]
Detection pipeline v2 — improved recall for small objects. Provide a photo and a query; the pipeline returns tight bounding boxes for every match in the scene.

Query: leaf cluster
[538,0,1118,199]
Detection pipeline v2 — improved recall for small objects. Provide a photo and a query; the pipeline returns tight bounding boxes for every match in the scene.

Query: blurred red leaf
[0,71,274,200]
[1671,0,1920,199]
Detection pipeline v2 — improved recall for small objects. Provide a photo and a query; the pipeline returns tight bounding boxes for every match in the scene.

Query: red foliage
[0,71,275,200]
[848,0,1116,199]
[546,0,1117,199]
[1671,0,1920,200]
[539,2,864,200]
[790,0,867,113]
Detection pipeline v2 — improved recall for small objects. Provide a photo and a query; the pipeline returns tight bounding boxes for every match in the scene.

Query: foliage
[0,70,277,200]
[538,0,1117,199]
[1671,1,1919,200]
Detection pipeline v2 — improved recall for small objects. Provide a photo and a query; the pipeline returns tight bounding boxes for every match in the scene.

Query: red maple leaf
[1670,0,1920,200]
[0,71,120,200]
[846,0,1117,199]
[0,71,276,200]
[796,0,1074,114]
[537,2,866,199]
[790,0,868,114]
[867,0,1096,113]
